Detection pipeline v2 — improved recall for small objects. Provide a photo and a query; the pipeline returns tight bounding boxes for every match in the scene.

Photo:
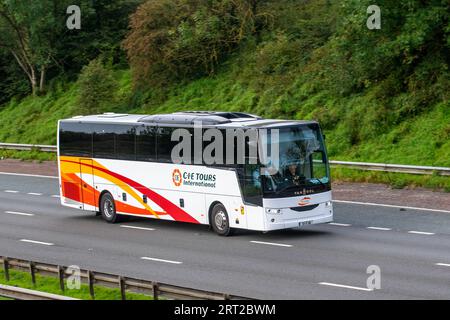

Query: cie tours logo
[298,197,311,206]
[172,169,216,188]
[172,169,183,187]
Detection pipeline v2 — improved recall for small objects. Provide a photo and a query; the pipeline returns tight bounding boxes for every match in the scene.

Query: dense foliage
[0,0,140,98]
[0,0,449,179]
[123,0,265,88]
[77,59,118,114]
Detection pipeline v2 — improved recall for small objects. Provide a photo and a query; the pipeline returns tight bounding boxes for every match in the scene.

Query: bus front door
[80,159,96,211]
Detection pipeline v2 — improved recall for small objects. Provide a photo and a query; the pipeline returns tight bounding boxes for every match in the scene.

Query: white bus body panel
[59,157,333,231]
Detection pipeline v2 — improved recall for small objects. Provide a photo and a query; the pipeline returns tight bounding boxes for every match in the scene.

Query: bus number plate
[299,221,312,227]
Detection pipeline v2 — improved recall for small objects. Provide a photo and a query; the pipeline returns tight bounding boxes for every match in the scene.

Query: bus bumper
[262,201,334,231]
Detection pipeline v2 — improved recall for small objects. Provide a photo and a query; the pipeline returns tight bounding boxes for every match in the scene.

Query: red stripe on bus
[61,160,200,224]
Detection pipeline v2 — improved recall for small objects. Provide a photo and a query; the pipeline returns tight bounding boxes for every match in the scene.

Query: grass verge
[331,167,450,192]
[0,149,56,162]
[0,269,152,300]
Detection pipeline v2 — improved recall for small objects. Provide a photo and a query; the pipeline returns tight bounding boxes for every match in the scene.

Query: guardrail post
[152,282,159,300]
[29,262,36,286]
[3,257,9,281]
[87,271,95,300]
[119,276,126,300]
[58,266,65,292]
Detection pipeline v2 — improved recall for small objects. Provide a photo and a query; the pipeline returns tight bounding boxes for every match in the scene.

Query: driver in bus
[286,162,301,186]
[282,146,304,186]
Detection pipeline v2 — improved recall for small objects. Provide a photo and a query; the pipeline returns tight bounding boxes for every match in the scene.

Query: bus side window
[156,127,175,163]
[136,126,156,162]
[59,122,93,157]
[238,163,263,207]
[93,124,116,159]
[116,125,136,161]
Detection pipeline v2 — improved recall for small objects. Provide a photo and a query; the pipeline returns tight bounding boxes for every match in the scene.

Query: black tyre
[211,203,234,236]
[100,193,121,223]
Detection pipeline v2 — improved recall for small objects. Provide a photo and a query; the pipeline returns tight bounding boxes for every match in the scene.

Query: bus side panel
[245,205,265,231]
[205,195,247,229]
[80,159,97,211]
[59,157,84,210]
[160,189,207,224]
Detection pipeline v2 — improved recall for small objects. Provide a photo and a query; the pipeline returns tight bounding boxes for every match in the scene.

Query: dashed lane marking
[250,241,293,248]
[20,239,54,246]
[408,231,435,235]
[319,282,373,292]
[5,211,34,217]
[141,257,182,265]
[329,223,351,227]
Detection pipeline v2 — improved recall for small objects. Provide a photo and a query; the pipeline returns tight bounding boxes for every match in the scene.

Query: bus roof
[61,112,318,128]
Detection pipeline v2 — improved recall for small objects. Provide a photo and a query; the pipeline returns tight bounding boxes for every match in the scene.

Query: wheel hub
[103,199,113,218]
[215,211,227,231]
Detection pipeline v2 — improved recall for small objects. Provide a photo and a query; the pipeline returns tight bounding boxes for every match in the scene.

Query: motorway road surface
[0,173,449,299]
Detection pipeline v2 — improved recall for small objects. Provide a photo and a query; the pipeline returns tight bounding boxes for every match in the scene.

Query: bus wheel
[211,203,234,236]
[100,193,121,223]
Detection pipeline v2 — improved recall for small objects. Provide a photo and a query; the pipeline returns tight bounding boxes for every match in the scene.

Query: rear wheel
[100,193,121,223]
[211,203,234,236]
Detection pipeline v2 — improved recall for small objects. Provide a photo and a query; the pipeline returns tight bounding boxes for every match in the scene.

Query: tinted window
[116,125,136,160]
[157,127,176,163]
[93,124,116,159]
[59,122,93,157]
[136,126,156,161]
[236,164,263,206]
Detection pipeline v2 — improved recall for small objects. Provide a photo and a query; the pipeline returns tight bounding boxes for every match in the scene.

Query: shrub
[76,59,118,114]
[123,0,265,88]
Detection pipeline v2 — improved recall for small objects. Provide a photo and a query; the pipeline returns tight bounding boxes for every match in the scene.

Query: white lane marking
[27,192,42,196]
[20,239,54,246]
[367,226,392,231]
[334,200,450,214]
[141,257,182,265]
[408,231,435,235]
[51,195,60,198]
[120,225,155,231]
[5,211,34,217]
[319,282,373,292]
[0,172,58,179]
[3,190,19,193]
[250,241,293,248]
[436,263,450,267]
[329,223,351,227]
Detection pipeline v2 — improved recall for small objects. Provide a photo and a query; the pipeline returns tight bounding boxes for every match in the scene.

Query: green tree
[123,0,266,88]
[0,0,66,95]
[0,49,28,104]
[0,0,141,96]
[56,0,142,77]
[76,59,118,114]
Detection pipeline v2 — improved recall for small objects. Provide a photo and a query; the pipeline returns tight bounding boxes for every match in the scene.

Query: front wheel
[211,203,234,236]
[100,193,121,223]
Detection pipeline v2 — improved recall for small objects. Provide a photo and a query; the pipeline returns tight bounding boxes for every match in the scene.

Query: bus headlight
[266,208,281,214]
[325,201,332,207]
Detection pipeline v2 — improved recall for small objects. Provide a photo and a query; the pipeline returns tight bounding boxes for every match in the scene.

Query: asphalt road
[0,173,449,299]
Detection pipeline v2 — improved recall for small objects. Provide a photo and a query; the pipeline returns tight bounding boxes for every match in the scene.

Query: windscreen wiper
[309,178,328,189]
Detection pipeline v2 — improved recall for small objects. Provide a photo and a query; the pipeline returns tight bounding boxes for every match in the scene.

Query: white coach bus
[57,111,333,236]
